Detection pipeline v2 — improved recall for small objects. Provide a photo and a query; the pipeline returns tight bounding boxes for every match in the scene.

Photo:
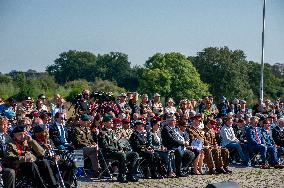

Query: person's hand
[54,155,60,162]
[184,141,190,146]
[25,155,34,162]
[25,133,33,143]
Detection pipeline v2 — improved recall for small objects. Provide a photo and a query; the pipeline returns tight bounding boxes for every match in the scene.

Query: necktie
[254,128,261,144]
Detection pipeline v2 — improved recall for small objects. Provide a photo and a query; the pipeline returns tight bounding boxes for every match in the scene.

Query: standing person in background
[164,98,176,115]
[151,93,164,116]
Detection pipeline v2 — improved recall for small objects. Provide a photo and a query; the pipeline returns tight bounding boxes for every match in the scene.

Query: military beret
[113,118,121,124]
[80,114,91,121]
[122,118,130,124]
[12,125,26,135]
[103,114,113,122]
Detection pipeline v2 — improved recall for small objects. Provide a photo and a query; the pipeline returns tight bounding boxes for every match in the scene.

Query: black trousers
[105,151,139,175]
[174,149,195,175]
[17,160,57,188]
[2,168,15,188]
[138,151,162,177]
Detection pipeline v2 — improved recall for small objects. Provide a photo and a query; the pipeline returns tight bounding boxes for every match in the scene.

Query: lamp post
[260,0,266,103]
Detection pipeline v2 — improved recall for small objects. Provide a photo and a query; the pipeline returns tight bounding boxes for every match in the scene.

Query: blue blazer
[245,125,266,145]
[260,128,275,146]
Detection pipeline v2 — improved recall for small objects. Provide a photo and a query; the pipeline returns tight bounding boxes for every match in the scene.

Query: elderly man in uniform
[129,120,164,179]
[71,114,100,178]
[5,126,57,188]
[98,114,139,183]
[203,119,232,173]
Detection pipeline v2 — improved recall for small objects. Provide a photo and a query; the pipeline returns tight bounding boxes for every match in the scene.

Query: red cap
[122,118,130,124]
[113,118,121,124]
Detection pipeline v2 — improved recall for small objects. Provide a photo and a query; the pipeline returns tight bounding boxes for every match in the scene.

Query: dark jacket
[271,125,284,147]
[71,124,95,149]
[161,125,184,150]
[245,125,266,145]
[147,131,163,150]
[49,122,67,148]
[98,127,119,154]
[129,130,149,152]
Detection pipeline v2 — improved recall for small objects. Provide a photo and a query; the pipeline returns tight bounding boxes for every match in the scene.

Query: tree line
[0,46,283,105]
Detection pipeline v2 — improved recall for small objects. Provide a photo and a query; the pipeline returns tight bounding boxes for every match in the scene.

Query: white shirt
[220,125,239,147]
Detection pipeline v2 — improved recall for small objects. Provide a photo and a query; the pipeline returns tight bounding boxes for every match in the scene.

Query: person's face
[152,123,160,131]
[136,124,144,132]
[123,123,130,129]
[43,116,51,124]
[105,120,113,129]
[142,97,148,102]
[251,118,258,126]
[56,115,64,124]
[119,96,126,102]
[279,121,284,128]
[154,96,160,102]
[207,123,213,129]
[0,121,8,133]
[192,118,200,128]
[168,118,176,126]
[238,122,245,128]
[168,101,173,106]
[226,119,233,127]
[14,131,27,142]
[263,121,270,129]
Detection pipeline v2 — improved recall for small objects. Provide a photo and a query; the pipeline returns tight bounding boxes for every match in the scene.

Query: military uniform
[188,127,215,172]
[71,124,100,176]
[98,127,139,179]
[119,128,133,140]
[129,130,161,178]
[203,127,230,170]
[5,138,57,187]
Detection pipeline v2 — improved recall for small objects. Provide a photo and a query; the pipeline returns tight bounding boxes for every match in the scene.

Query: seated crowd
[0,91,283,187]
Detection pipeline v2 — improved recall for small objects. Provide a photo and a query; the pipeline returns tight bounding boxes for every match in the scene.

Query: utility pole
[260,0,266,103]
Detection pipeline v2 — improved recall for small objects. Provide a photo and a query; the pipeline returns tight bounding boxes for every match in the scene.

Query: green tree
[190,47,254,100]
[247,61,284,99]
[140,52,210,101]
[95,52,134,90]
[47,50,97,84]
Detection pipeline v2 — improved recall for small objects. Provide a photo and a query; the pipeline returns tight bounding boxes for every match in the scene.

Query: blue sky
[0,0,283,73]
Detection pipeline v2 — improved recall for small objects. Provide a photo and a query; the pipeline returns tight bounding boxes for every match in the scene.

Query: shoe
[208,169,216,175]
[176,171,188,177]
[117,174,128,183]
[191,168,201,175]
[223,167,232,174]
[274,164,284,169]
[198,169,204,175]
[152,173,163,179]
[167,172,176,178]
[126,174,139,182]
[215,168,227,174]
[260,164,270,169]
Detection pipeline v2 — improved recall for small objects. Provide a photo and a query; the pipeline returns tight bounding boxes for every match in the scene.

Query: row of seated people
[0,115,76,188]
[1,111,284,186]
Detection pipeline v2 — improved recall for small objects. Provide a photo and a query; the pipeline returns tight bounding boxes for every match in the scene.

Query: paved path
[78,167,284,188]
